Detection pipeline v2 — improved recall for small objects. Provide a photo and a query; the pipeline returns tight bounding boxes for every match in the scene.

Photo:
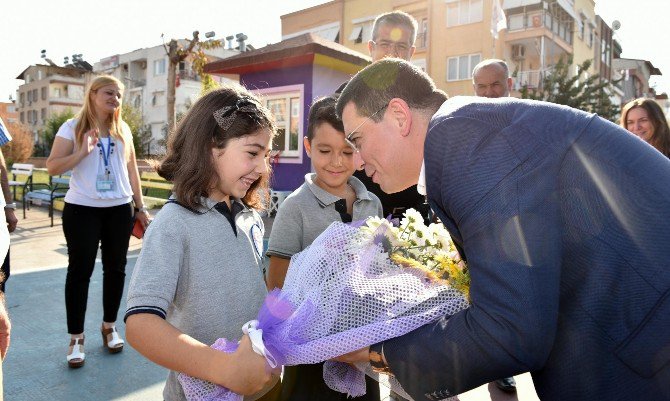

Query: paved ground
[4,205,539,401]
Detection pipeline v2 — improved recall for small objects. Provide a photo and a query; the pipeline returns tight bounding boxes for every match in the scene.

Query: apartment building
[0,102,19,125]
[281,0,623,99]
[15,63,90,142]
[93,40,240,154]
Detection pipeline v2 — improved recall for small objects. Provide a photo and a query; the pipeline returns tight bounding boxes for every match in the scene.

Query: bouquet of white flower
[179,209,469,401]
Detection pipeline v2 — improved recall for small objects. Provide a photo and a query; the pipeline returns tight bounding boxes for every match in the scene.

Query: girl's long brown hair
[157,85,276,210]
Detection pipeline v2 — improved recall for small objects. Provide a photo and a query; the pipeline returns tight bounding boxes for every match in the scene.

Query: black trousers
[63,202,133,334]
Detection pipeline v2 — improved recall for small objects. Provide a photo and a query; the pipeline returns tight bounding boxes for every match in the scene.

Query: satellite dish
[612,20,621,30]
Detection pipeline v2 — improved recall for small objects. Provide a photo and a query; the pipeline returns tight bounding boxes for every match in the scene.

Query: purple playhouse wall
[240,65,313,192]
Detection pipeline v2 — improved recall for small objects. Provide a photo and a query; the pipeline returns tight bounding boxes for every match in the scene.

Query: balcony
[513,69,552,91]
[178,70,202,82]
[507,9,573,50]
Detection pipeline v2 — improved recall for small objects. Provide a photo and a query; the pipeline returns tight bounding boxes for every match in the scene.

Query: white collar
[417,161,426,196]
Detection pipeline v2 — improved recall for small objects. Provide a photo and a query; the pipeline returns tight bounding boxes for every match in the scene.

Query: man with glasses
[351,10,428,222]
[335,59,670,401]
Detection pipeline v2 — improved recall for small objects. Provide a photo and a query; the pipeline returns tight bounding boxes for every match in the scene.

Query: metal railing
[507,11,573,45]
[514,69,552,91]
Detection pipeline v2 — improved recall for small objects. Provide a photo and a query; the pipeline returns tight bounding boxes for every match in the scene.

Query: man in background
[353,10,428,221]
[472,59,513,98]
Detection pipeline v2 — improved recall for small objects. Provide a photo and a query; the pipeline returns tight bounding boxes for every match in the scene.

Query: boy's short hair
[372,11,419,45]
[336,58,447,122]
[307,94,344,141]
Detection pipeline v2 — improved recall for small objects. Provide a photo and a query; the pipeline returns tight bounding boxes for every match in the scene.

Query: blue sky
[1,0,667,102]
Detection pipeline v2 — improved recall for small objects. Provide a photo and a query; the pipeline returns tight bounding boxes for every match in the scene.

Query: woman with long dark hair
[621,98,670,158]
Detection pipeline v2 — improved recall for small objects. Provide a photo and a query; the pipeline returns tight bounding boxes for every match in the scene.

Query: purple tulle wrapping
[179,222,469,401]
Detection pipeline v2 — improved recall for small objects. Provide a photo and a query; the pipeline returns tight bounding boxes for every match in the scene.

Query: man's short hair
[336,58,448,122]
[472,59,510,81]
[372,10,419,45]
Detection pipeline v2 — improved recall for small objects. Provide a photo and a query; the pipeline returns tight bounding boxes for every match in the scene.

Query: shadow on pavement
[4,258,168,400]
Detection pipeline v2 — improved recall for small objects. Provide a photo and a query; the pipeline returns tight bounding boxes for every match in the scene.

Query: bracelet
[134,206,148,213]
[4,203,16,210]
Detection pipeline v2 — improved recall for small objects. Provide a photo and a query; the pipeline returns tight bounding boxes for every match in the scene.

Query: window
[20,112,24,123]
[41,87,47,100]
[152,91,165,106]
[417,18,429,48]
[265,93,301,157]
[446,0,483,27]
[32,89,38,102]
[349,26,364,43]
[41,108,46,121]
[154,59,166,76]
[577,18,584,39]
[447,53,481,81]
[587,26,593,48]
[52,88,61,98]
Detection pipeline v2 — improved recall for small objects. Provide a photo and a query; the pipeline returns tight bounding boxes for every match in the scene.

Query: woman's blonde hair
[75,75,131,159]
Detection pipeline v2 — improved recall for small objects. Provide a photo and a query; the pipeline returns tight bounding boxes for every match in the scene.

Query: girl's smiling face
[209,128,272,204]
[305,122,356,194]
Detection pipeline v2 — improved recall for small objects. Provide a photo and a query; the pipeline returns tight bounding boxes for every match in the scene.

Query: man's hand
[0,302,10,360]
[5,209,17,233]
[334,346,370,364]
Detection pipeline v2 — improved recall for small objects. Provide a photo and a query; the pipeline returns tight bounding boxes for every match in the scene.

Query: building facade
[15,64,90,143]
[0,102,19,125]
[93,41,240,154]
[281,0,630,101]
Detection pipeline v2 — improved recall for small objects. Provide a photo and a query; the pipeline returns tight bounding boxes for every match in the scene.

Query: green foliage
[121,103,152,157]
[520,56,620,122]
[193,39,223,95]
[38,109,75,156]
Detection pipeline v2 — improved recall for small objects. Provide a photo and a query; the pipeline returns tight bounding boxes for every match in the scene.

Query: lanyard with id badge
[96,137,116,192]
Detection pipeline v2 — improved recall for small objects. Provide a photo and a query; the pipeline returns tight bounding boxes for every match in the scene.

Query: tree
[3,121,34,165]
[165,31,223,133]
[520,56,620,122]
[121,103,152,158]
[37,109,75,156]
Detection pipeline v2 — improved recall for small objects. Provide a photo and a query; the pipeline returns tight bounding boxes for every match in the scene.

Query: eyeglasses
[370,40,411,55]
[345,104,388,152]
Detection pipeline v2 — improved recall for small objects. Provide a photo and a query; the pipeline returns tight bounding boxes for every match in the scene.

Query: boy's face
[304,122,356,193]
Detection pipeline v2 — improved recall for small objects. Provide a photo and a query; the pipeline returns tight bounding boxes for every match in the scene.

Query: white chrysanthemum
[400,208,425,230]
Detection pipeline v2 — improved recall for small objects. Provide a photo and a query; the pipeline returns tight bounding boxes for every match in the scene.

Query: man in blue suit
[335,59,670,401]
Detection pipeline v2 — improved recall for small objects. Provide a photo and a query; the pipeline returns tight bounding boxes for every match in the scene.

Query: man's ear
[388,98,412,136]
[367,40,375,56]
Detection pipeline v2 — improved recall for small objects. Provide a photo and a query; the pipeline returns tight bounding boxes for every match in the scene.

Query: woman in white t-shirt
[46,75,150,368]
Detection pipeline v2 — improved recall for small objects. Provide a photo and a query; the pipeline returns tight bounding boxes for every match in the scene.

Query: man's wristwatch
[134,206,148,213]
[4,203,16,210]
[369,342,393,375]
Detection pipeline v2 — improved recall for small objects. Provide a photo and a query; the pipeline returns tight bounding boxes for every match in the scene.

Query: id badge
[96,174,116,192]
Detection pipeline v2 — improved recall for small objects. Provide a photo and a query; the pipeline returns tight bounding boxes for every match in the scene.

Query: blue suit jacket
[383,97,670,401]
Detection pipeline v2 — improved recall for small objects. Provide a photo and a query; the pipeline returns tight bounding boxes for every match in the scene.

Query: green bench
[140,171,172,208]
[23,172,71,227]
